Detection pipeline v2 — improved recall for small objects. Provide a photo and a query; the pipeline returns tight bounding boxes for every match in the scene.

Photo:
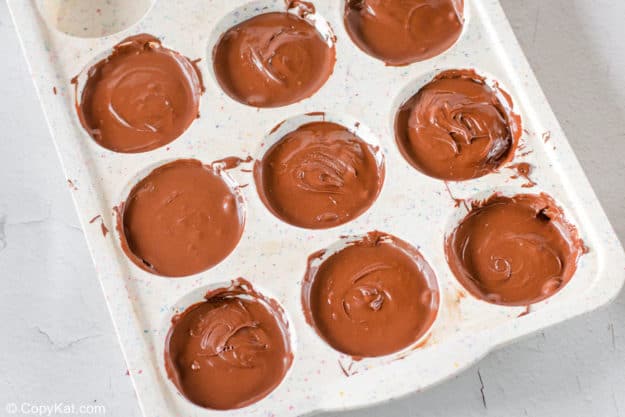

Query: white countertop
[1,1,624,416]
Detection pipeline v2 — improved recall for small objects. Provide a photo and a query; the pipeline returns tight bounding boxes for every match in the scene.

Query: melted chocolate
[118,159,244,277]
[509,162,536,188]
[75,34,203,153]
[255,121,384,229]
[303,232,439,357]
[344,0,464,66]
[165,279,292,410]
[395,69,521,181]
[445,193,586,306]
[213,11,335,107]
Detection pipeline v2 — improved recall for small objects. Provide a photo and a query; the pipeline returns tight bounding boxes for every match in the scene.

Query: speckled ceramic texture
[8,1,625,416]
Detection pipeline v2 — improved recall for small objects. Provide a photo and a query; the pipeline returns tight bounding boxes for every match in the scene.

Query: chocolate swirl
[188,300,267,368]
[291,145,352,194]
[302,232,439,358]
[395,69,521,181]
[445,194,586,306]
[165,279,292,410]
[75,34,203,153]
[341,262,392,320]
[255,121,384,229]
[213,11,335,107]
[344,0,464,65]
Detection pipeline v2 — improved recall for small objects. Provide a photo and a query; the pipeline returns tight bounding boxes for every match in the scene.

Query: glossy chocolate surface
[255,121,384,229]
[213,11,335,107]
[395,69,521,181]
[344,0,464,65]
[303,232,439,357]
[118,159,244,277]
[76,34,203,153]
[445,193,586,305]
[165,280,292,409]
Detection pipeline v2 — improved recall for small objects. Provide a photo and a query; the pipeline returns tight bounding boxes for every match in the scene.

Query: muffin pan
[8,0,625,416]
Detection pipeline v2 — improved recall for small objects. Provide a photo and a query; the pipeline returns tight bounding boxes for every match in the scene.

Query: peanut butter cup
[255,121,384,229]
[445,193,586,305]
[165,279,292,409]
[75,34,203,153]
[118,159,244,277]
[213,10,335,107]
[344,0,464,65]
[395,69,521,181]
[303,232,439,357]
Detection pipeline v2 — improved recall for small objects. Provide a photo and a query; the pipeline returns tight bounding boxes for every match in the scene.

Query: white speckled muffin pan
[9,0,625,416]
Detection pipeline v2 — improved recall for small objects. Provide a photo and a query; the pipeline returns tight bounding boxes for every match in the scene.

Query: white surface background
[1,1,624,416]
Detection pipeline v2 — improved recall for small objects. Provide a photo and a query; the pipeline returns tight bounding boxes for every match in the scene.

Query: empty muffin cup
[38,0,153,38]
